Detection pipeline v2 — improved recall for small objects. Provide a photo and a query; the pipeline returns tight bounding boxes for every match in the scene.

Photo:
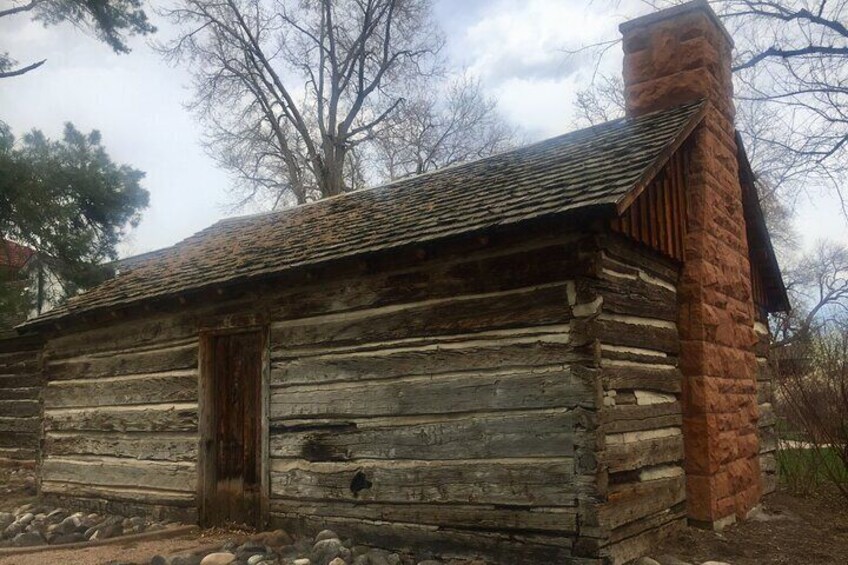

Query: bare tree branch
[0,58,45,78]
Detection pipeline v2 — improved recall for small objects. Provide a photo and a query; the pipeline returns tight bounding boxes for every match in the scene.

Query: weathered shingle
[25,101,705,326]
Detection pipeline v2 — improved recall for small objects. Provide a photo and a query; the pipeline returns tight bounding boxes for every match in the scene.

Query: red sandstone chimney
[620,1,763,529]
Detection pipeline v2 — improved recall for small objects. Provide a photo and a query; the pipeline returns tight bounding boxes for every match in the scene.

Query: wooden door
[201,330,263,527]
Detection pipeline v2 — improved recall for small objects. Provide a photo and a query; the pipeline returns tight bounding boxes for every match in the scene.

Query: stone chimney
[620,1,762,528]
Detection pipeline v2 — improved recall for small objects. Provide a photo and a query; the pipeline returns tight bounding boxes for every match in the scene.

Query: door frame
[197,324,270,528]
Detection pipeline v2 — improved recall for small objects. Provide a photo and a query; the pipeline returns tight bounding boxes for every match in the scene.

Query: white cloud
[0,14,231,257]
[457,0,617,85]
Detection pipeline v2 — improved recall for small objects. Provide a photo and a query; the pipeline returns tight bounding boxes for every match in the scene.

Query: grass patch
[778,446,848,494]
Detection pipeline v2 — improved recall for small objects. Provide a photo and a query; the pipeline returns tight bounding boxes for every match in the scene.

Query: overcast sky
[1,0,845,258]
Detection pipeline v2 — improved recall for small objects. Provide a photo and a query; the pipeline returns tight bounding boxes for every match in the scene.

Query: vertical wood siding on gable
[610,149,688,262]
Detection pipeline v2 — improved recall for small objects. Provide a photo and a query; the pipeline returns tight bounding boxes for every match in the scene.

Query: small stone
[293,560,311,565]
[82,513,100,527]
[14,503,33,516]
[52,532,86,545]
[58,515,81,535]
[655,556,694,565]
[312,538,351,565]
[11,531,45,547]
[328,559,346,565]
[253,529,293,547]
[18,513,34,526]
[200,553,237,565]
[314,530,339,543]
[150,556,169,565]
[366,549,400,565]
[248,555,272,565]
[22,476,36,494]
[0,513,13,532]
[222,540,239,552]
[4,522,23,539]
[239,540,268,554]
[45,509,66,523]
[90,522,123,541]
[171,554,204,565]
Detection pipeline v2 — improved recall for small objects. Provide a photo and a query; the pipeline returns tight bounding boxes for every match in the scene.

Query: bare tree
[772,241,848,348]
[572,74,625,129]
[160,0,446,208]
[0,0,155,78]
[371,73,517,180]
[775,319,848,498]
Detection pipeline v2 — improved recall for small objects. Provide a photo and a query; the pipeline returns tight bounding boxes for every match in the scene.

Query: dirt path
[654,488,848,564]
[0,530,234,565]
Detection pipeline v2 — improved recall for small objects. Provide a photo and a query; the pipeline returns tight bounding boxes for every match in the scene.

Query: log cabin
[14,2,788,563]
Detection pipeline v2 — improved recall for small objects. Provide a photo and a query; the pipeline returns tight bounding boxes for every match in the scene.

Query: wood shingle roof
[24,101,707,327]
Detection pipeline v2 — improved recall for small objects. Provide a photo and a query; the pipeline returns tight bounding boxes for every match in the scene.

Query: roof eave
[735,133,791,314]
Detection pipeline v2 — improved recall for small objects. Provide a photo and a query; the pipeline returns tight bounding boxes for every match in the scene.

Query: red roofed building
[0,240,34,273]
[0,239,36,331]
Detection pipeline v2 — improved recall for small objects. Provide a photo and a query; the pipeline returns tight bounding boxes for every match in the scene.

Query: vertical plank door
[203,330,262,527]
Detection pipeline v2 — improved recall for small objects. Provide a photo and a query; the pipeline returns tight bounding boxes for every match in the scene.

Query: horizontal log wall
[590,235,686,565]
[265,230,604,564]
[40,314,201,521]
[0,334,44,467]
[36,223,691,563]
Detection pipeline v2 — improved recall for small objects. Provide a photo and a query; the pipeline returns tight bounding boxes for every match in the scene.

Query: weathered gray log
[270,410,574,461]
[44,313,199,360]
[601,364,681,394]
[47,344,197,382]
[0,399,40,418]
[41,480,196,506]
[270,283,575,350]
[0,373,40,389]
[591,276,677,322]
[603,403,682,434]
[268,498,578,534]
[0,386,40,401]
[0,431,39,448]
[267,240,588,322]
[604,436,684,473]
[0,447,38,461]
[598,475,685,530]
[604,515,684,564]
[45,431,198,462]
[0,416,40,434]
[44,371,197,408]
[269,458,576,506]
[44,404,197,432]
[590,318,679,354]
[271,331,578,385]
[42,456,196,491]
[270,367,596,420]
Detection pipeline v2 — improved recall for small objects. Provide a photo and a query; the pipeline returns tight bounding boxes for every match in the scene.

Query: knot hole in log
[350,470,372,497]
